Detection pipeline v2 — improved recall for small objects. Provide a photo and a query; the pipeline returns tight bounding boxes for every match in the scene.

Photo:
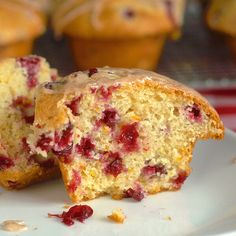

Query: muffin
[0,0,46,60]
[0,55,59,190]
[52,0,186,70]
[28,68,224,202]
[206,0,236,59]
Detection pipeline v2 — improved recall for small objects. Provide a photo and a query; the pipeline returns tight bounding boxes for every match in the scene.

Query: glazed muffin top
[52,0,186,39]
[0,0,46,46]
[206,0,236,36]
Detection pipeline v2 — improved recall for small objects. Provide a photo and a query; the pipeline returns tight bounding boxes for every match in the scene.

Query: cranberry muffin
[28,68,224,202]
[52,0,186,70]
[0,55,59,190]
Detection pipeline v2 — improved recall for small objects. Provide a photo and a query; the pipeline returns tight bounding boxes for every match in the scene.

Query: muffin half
[0,55,59,189]
[28,68,224,202]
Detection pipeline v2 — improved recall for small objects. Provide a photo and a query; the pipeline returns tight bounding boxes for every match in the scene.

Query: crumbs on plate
[107,208,126,224]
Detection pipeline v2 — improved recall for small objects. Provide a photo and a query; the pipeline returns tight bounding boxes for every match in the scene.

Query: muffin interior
[28,69,223,201]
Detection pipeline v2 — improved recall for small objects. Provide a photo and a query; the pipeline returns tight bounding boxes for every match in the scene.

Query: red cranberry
[142,165,156,176]
[173,171,188,187]
[12,96,34,124]
[0,155,14,170]
[12,96,32,109]
[97,85,119,100]
[185,104,202,123]
[48,205,93,226]
[17,56,41,88]
[66,96,82,116]
[141,164,167,177]
[76,137,95,158]
[53,124,73,157]
[36,134,52,152]
[94,119,102,130]
[104,152,123,177]
[100,108,119,128]
[24,115,34,124]
[123,8,135,18]
[90,87,97,93]
[117,123,139,152]
[51,71,57,81]
[67,170,81,192]
[124,187,145,202]
[22,137,31,153]
[88,68,98,77]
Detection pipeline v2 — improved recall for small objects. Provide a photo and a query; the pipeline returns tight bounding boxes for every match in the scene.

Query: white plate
[1,129,236,236]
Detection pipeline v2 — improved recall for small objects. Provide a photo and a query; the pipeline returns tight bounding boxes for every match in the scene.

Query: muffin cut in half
[0,55,59,190]
[28,68,224,202]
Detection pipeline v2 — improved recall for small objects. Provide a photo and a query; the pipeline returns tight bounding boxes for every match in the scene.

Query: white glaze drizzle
[1,220,28,232]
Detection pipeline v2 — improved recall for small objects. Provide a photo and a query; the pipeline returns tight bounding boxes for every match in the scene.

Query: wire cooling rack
[158,0,236,87]
[34,0,236,88]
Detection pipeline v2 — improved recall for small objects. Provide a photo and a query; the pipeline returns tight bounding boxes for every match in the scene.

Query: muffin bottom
[0,40,33,60]
[69,35,166,71]
[0,166,59,190]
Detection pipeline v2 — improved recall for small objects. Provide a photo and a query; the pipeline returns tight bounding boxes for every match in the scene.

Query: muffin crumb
[163,216,172,221]
[107,208,126,224]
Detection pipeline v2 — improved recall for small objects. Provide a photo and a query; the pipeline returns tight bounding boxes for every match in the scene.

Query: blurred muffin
[52,0,186,70]
[206,0,236,59]
[0,0,46,59]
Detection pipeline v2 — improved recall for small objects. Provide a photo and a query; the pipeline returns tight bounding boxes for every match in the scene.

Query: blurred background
[33,0,236,87]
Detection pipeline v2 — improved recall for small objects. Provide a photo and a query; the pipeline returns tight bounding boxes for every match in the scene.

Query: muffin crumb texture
[107,208,126,224]
[0,55,59,190]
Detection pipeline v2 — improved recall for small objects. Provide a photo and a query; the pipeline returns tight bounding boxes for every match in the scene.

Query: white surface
[1,129,236,236]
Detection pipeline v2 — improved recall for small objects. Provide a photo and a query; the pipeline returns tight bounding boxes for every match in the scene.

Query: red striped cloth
[197,87,236,132]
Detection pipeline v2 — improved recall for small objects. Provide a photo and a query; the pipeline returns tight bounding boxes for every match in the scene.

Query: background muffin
[0,0,46,59]
[52,0,186,70]
[206,0,236,60]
